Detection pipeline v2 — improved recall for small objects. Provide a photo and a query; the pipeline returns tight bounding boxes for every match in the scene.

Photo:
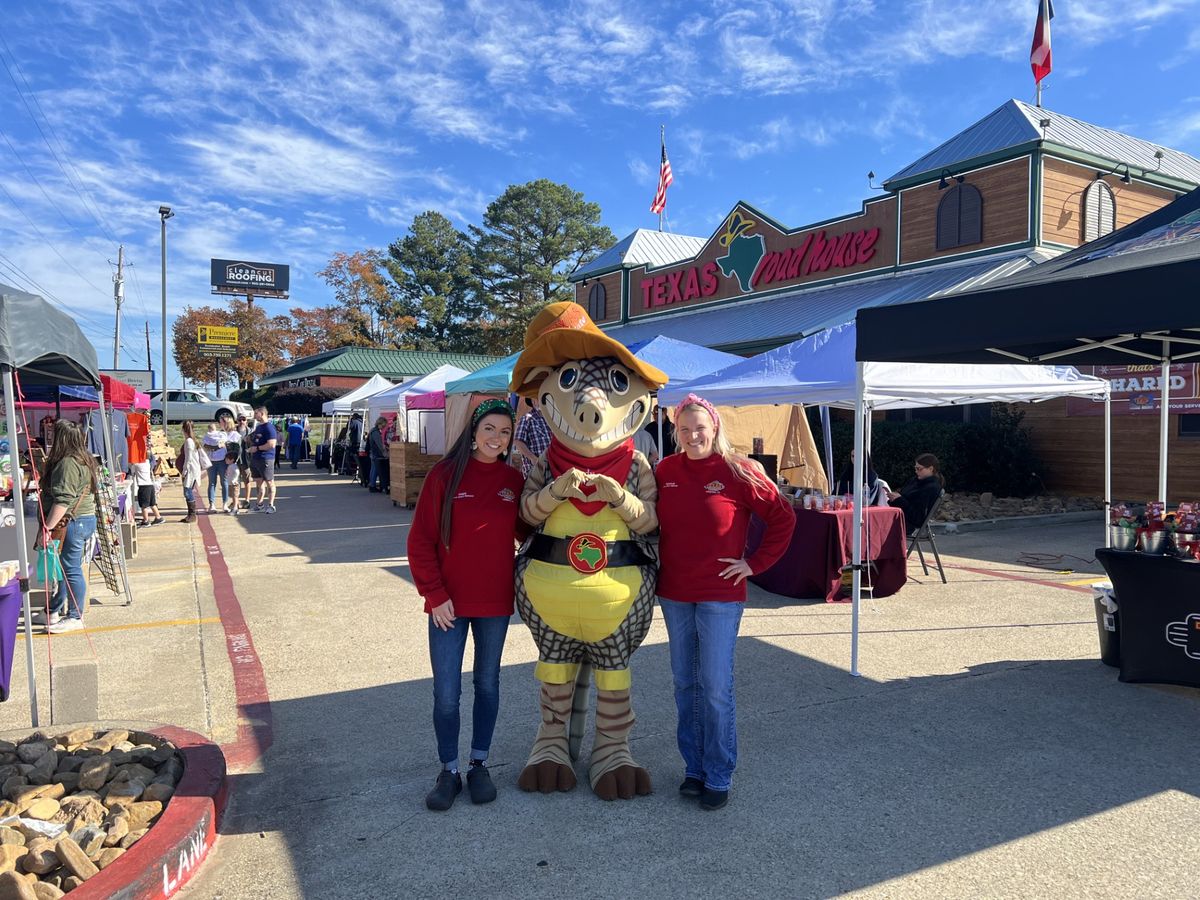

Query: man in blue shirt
[286,417,305,469]
[249,406,278,514]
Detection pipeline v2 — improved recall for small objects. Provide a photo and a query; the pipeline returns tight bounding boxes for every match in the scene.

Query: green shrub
[267,385,343,415]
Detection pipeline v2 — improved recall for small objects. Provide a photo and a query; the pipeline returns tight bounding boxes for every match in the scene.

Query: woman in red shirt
[407,399,524,812]
[655,394,795,810]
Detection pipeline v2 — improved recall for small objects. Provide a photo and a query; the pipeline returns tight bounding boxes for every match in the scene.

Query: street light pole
[159,205,174,428]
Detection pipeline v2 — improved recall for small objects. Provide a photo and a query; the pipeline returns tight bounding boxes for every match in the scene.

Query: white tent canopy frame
[320,374,395,468]
[659,323,1111,678]
[356,365,470,441]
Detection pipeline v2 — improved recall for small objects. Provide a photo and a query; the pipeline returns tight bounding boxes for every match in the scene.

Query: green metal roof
[260,347,499,386]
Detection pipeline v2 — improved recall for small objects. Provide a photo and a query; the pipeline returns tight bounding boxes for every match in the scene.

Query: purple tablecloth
[0,579,20,702]
[747,505,908,602]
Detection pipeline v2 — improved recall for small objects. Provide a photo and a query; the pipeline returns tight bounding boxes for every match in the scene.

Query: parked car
[146,389,253,425]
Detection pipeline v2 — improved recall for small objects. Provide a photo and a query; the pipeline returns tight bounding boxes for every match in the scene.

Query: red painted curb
[197,515,274,771]
[72,724,227,900]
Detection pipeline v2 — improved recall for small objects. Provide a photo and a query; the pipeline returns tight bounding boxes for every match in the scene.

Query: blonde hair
[675,402,774,490]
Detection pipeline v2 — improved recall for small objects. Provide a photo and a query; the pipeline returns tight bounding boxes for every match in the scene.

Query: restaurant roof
[259,347,498,386]
[571,229,706,282]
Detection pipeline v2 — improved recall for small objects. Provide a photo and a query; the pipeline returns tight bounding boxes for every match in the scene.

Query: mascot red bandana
[546,439,634,516]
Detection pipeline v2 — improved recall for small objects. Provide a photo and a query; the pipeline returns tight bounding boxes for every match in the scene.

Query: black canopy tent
[1,282,131,725]
[856,186,1200,505]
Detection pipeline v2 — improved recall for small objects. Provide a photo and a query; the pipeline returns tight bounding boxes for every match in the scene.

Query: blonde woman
[654,394,795,810]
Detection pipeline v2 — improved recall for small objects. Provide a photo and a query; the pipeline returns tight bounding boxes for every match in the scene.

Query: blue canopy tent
[443,353,521,396]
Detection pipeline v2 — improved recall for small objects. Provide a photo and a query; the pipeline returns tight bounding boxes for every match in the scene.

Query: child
[223,439,242,515]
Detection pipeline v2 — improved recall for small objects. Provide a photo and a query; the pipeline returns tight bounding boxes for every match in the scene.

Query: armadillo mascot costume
[510,301,667,801]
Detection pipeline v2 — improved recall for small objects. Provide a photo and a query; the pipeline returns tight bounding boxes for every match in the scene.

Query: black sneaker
[700,787,729,811]
[467,764,497,804]
[679,777,704,798]
[425,770,462,811]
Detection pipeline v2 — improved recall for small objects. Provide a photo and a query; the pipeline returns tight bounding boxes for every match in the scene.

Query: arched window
[935,183,983,250]
[1083,180,1116,242]
[587,282,607,320]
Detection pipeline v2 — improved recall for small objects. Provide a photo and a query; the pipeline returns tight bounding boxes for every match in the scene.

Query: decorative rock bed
[0,728,181,897]
[935,493,1104,523]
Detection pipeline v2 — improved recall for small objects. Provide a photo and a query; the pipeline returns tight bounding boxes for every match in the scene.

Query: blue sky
[1,0,1198,388]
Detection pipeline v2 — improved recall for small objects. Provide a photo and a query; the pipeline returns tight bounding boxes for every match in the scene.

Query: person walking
[178,420,204,523]
[407,399,524,811]
[286,417,305,469]
[33,420,98,633]
[655,393,796,810]
[248,407,278,513]
[367,416,388,492]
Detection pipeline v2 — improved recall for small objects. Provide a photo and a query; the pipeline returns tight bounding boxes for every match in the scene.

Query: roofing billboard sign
[211,259,290,296]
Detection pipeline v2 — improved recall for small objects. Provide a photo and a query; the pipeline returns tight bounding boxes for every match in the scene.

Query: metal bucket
[1170,532,1197,549]
[1110,526,1137,551]
[1139,529,1168,554]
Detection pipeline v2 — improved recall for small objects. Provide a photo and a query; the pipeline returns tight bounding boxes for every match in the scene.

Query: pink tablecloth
[747,505,908,602]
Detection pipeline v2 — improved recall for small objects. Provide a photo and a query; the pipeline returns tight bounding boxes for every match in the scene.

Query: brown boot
[181,500,197,523]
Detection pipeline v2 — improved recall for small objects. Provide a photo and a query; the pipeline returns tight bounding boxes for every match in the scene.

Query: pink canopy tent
[406,390,445,411]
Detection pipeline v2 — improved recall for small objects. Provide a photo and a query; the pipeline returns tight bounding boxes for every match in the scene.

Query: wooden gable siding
[1041,157,1178,247]
[573,270,622,323]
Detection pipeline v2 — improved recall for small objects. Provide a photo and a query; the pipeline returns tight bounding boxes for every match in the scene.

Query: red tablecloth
[747,505,908,602]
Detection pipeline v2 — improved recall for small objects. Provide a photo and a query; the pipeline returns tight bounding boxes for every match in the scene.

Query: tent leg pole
[820,405,833,493]
[850,365,866,678]
[1104,393,1112,548]
[656,392,663,464]
[4,366,39,727]
[1159,352,1170,505]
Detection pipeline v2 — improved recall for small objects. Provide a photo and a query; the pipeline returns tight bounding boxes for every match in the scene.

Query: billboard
[210,258,289,295]
[197,325,238,346]
[1066,364,1200,416]
[100,369,155,392]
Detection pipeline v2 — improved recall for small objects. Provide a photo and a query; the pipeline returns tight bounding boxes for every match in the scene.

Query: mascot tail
[567,662,592,761]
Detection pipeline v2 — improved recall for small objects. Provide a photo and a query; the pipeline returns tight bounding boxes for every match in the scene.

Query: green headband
[472,399,515,430]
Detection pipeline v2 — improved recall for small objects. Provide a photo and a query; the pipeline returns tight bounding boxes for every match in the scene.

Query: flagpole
[658,125,665,233]
[1036,80,1042,108]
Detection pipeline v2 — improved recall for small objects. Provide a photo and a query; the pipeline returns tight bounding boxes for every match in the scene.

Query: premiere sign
[210,259,290,294]
[197,325,238,346]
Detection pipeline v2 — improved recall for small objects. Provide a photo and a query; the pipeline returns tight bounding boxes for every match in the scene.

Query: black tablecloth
[1096,548,1200,688]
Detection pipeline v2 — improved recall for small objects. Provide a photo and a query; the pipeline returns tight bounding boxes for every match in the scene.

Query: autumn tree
[316,250,408,347]
[288,305,373,358]
[385,211,492,353]
[469,179,615,352]
[172,299,291,393]
[172,306,236,392]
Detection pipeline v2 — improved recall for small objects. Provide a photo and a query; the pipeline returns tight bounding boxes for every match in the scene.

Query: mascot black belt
[525,532,655,574]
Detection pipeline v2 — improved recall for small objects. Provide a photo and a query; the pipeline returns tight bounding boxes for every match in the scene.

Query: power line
[0,36,119,247]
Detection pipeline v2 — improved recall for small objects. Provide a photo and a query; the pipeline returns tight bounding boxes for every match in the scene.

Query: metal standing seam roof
[260,347,499,385]
[885,99,1200,187]
[572,229,706,281]
[600,248,1059,352]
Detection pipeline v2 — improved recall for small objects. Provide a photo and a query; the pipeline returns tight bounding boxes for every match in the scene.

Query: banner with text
[1066,364,1200,415]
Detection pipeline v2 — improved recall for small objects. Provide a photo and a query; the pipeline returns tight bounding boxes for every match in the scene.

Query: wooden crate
[389,442,407,505]
[405,473,427,507]
[404,442,441,475]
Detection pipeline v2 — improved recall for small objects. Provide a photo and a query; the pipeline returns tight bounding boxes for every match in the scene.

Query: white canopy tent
[356,365,469,443]
[320,374,394,415]
[660,322,1111,677]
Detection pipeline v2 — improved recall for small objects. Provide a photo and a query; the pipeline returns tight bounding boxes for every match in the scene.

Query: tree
[172,306,236,392]
[172,299,291,394]
[288,305,373,358]
[385,211,492,352]
[469,179,616,352]
[316,250,403,347]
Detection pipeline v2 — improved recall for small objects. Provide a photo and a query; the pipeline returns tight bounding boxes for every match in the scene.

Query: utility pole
[112,244,124,368]
[145,322,152,374]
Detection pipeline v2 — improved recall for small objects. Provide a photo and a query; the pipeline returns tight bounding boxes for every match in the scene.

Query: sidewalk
[5,469,1197,898]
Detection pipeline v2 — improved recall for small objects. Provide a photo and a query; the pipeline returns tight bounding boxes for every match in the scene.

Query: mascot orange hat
[509,301,668,396]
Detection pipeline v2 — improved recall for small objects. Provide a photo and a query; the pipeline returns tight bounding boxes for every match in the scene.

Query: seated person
[833,449,885,504]
[888,453,944,534]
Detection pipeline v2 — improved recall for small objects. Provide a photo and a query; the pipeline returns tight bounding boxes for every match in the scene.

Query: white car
[147,390,253,425]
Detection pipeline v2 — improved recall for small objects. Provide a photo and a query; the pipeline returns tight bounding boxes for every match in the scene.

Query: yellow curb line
[1064,577,1108,586]
[18,616,221,639]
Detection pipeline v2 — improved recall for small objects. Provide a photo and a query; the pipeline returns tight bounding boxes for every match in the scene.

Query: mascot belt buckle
[567,532,608,574]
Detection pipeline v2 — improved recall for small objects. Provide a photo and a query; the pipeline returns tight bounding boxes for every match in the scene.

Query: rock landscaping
[0,728,181,896]
[934,493,1104,523]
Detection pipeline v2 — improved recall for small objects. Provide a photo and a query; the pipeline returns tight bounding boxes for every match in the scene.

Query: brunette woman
[179,420,204,523]
[34,420,98,633]
[888,453,944,534]
[406,399,524,812]
[655,394,796,810]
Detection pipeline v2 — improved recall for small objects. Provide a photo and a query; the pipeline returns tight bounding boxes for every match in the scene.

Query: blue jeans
[428,614,511,768]
[183,484,196,503]
[52,514,97,620]
[369,457,383,489]
[658,597,745,792]
[207,459,228,506]
[288,444,301,466]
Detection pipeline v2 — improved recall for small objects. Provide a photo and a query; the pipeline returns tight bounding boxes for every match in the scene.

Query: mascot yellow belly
[523,503,642,643]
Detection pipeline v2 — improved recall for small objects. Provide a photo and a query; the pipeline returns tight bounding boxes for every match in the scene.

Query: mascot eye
[558,367,579,390]
[609,368,630,394]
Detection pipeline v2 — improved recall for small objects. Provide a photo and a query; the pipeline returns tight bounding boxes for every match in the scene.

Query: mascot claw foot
[517,759,577,794]
[592,765,652,801]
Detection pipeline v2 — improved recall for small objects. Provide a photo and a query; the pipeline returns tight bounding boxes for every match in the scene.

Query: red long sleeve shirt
[407,457,525,616]
[656,453,796,603]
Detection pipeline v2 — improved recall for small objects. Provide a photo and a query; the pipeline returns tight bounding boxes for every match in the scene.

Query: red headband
[674,393,720,431]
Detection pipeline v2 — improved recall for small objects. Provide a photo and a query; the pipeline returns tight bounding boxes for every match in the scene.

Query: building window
[935,183,983,251]
[1180,414,1200,438]
[1083,180,1116,242]
[587,282,607,321]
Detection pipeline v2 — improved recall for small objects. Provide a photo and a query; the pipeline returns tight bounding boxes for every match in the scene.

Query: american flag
[1030,0,1054,85]
[650,138,674,215]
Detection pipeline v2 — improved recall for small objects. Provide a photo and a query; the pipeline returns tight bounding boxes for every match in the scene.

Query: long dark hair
[916,453,945,487]
[438,410,513,548]
[41,419,97,484]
